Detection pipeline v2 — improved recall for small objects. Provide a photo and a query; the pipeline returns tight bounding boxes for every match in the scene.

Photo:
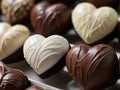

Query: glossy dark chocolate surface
[0,69,29,90]
[80,0,118,9]
[30,1,71,37]
[66,44,119,90]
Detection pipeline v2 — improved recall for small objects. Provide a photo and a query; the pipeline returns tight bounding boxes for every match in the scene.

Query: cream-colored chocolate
[1,0,34,24]
[72,3,118,44]
[23,34,69,75]
[0,23,30,60]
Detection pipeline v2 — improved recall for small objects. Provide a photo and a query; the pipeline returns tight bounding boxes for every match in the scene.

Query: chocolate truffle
[1,0,34,24]
[0,22,30,63]
[72,3,118,45]
[80,0,118,9]
[30,1,71,37]
[0,66,7,80]
[23,34,69,78]
[0,69,29,90]
[66,44,119,90]
[26,85,49,90]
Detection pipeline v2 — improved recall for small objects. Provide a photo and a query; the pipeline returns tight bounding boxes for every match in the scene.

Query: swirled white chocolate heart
[23,34,69,77]
[72,3,118,44]
[0,22,30,60]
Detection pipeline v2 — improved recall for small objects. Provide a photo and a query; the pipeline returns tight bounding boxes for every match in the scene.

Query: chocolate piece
[0,66,7,80]
[30,1,71,37]
[66,44,119,90]
[23,34,70,78]
[26,85,50,90]
[1,0,34,24]
[0,69,30,90]
[0,22,30,63]
[72,3,118,45]
[80,0,119,9]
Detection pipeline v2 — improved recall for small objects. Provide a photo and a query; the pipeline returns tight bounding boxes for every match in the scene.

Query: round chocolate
[1,0,34,24]
[0,69,30,90]
[30,1,71,37]
[26,85,49,90]
[0,66,7,80]
[66,44,119,90]
[80,0,119,9]
[23,34,70,78]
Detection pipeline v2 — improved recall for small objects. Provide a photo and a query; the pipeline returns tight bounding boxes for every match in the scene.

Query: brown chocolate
[0,69,30,90]
[30,1,71,37]
[26,85,50,90]
[66,44,119,90]
[80,0,119,9]
[1,0,34,24]
[0,66,7,80]
[44,0,76,7]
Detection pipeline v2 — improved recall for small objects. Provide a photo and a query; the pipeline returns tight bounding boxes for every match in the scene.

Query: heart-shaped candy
[23,34,69,78]
[72,3,118,44]
[66,44,119,90]
[30,1,71,37]
[0,22,30,62]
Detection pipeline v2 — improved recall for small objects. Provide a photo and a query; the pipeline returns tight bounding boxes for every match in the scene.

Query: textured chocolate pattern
[1,0,34,24]
[30,2,71,37]
[0,69,29,90]
[66,44,119,90]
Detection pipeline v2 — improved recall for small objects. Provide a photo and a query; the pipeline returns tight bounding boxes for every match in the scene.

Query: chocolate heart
[66,44,119,90]
[23,34,69,78]
[30,1,71,37]
[0,22,30,62]
[72,3,118,44]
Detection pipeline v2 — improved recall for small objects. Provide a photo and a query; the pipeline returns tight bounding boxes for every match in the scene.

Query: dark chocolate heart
[30,1,71,37]
[66,44,119,90]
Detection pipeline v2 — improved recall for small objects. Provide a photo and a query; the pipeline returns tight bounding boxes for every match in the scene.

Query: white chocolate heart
[0,22,30,60]
[72,3,118,44]
[23,34,69,75]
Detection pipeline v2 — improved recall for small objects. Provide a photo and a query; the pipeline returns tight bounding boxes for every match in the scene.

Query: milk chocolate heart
[0,22,30,63]
[72,3,118,44]
[30,1,71,37]
[23,34,69,78]
[66,44,119,90]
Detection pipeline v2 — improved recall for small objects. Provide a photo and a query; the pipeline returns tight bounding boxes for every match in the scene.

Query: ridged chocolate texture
[80,0,118,9]
[66,44,119,90]
[26,85,49,90]
[0,66,7,80]
[30,2,71,37]
[0,69,29,90]
[1,0,34,24]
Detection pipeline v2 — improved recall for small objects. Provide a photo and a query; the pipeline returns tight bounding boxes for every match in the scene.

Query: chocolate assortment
[0,0,119,90]
[30,1,71,37]
[66,44,119,90]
